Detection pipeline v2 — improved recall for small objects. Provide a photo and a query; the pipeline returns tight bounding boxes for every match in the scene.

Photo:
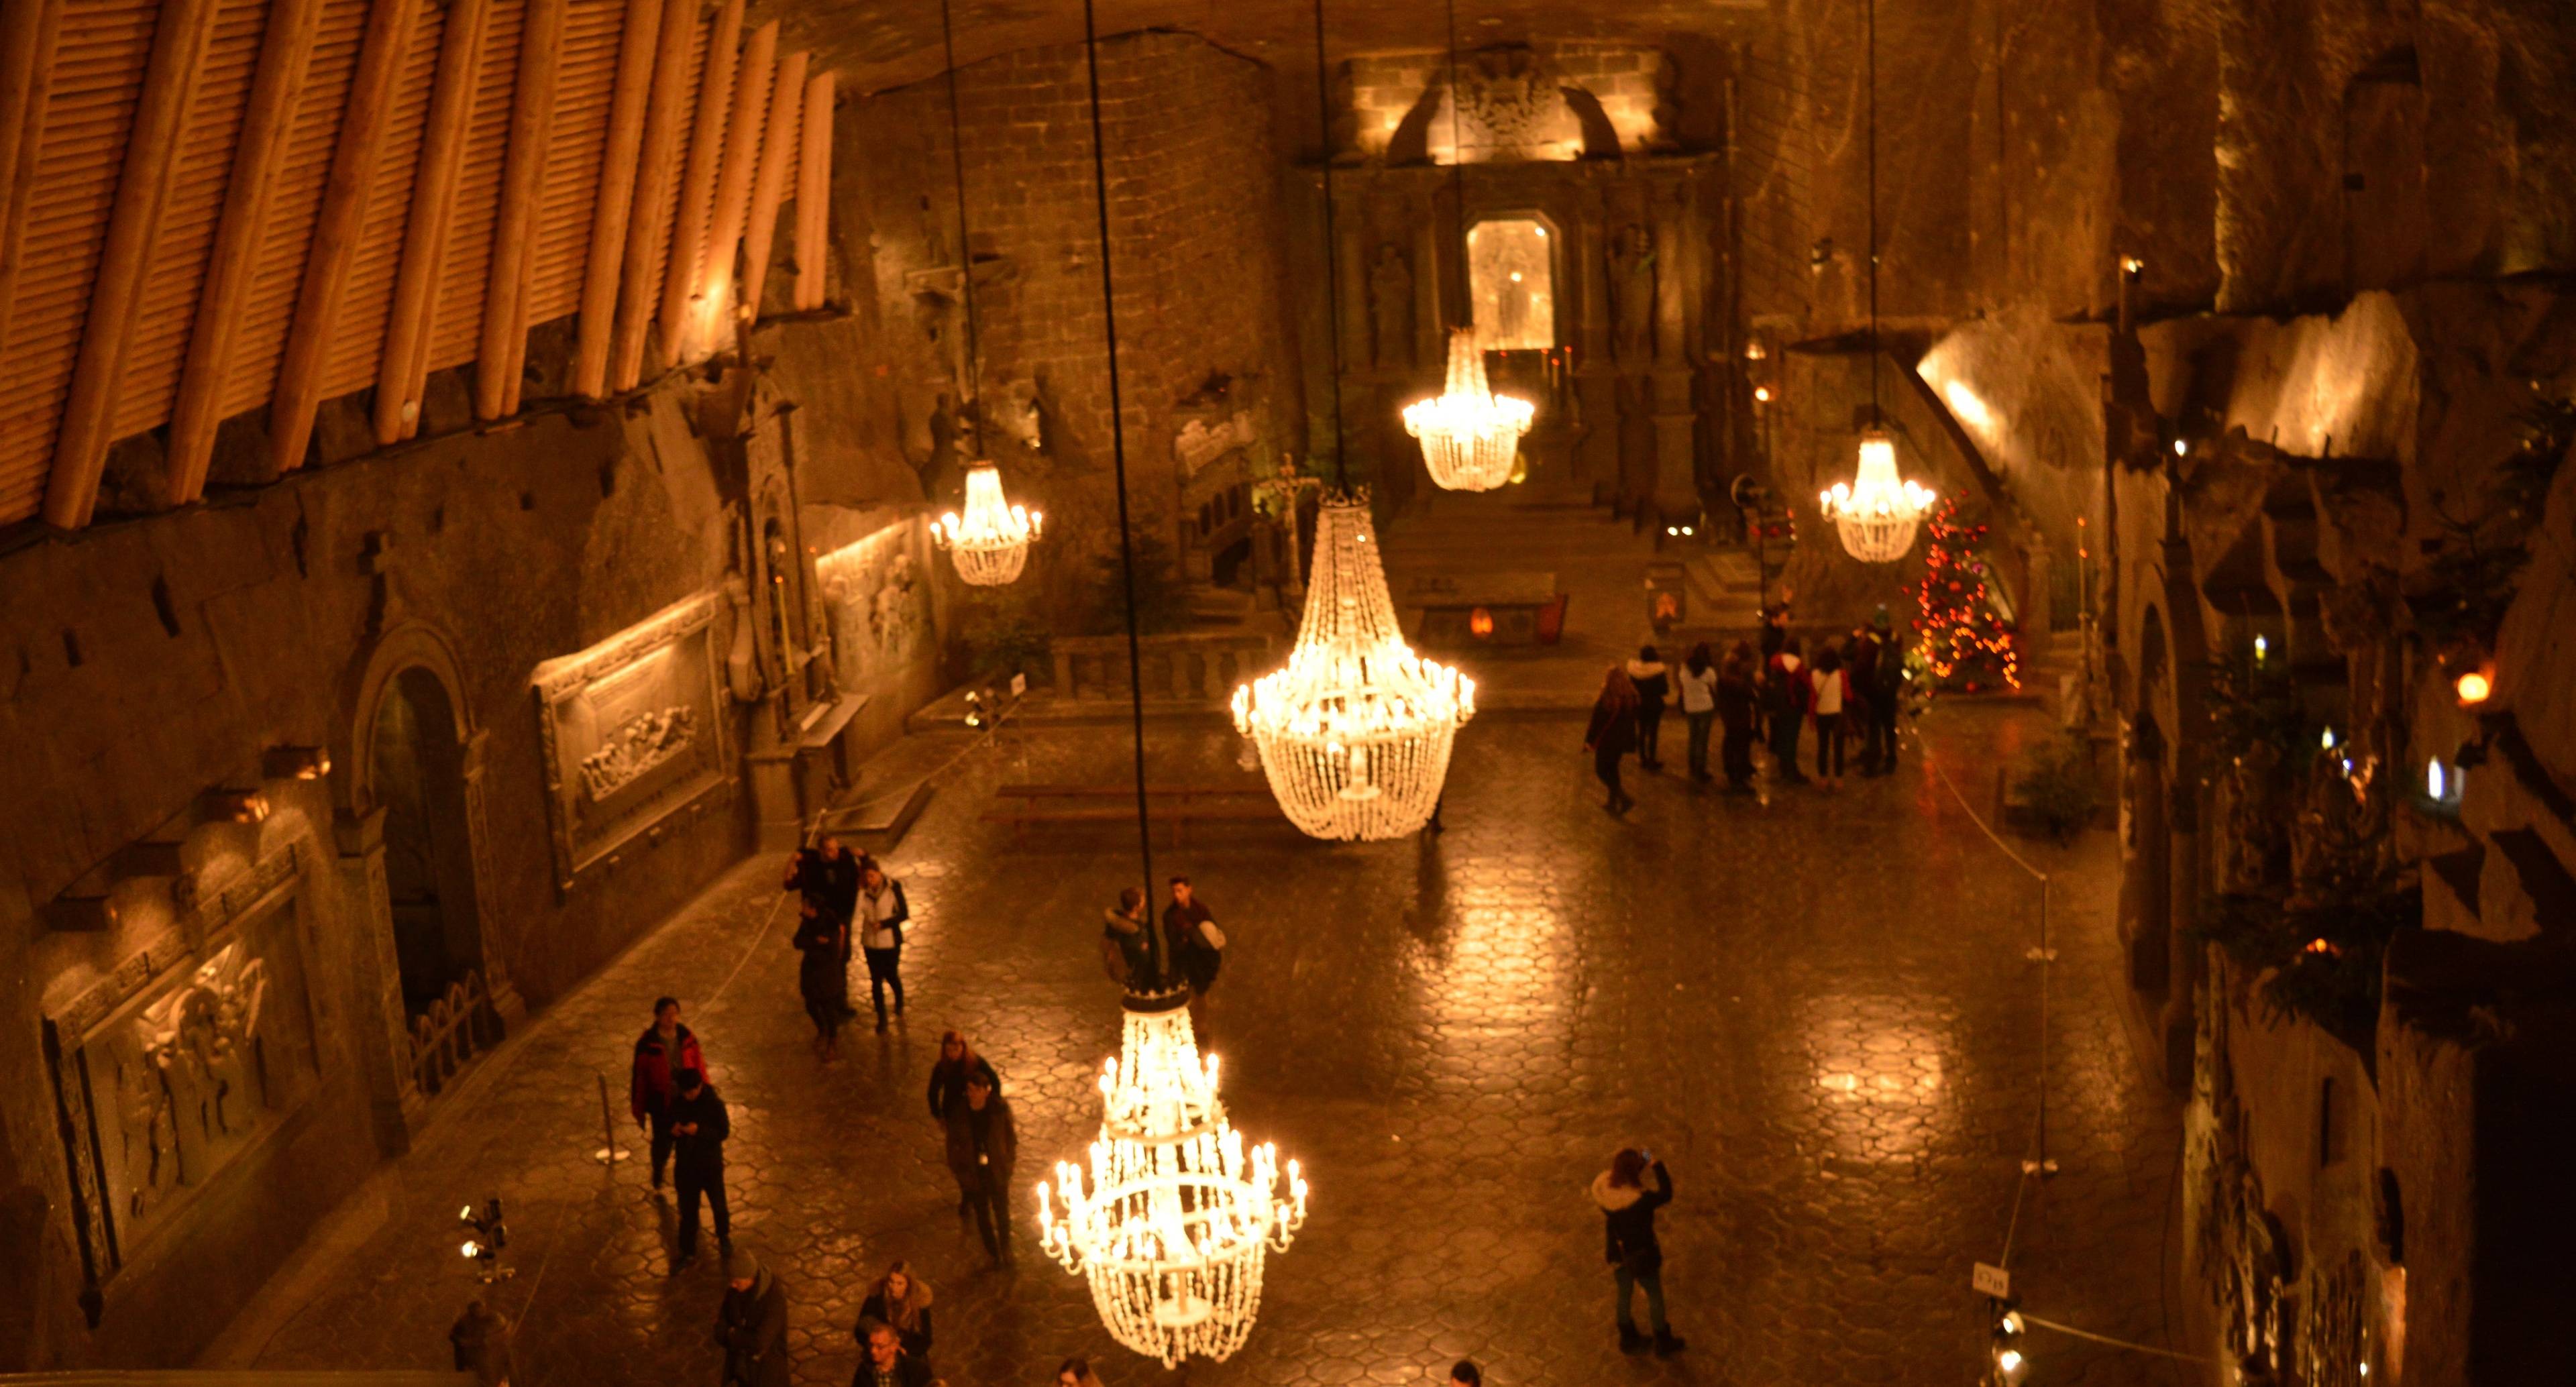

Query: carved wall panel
[816,523,934,694]
[44,847,321,1292]
[531,594,733,889]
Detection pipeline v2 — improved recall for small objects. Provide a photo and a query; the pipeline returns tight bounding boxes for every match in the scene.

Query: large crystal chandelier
[1818,0,1937,565]
[1403,327,1532,492]
[1037,995,1309,1368]
[931,461,1042,585]
[1819,429,1936,563]
[1232,495,1475,839]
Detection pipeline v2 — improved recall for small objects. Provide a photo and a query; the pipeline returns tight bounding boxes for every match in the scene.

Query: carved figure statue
[112,1048,173,1219]
[1608,224,1656,365]
[1369,244,1415,370]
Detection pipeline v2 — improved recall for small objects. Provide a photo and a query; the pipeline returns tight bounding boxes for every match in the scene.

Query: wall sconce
[2120,256,2145,278]
[204,789,270,824]
[1743,341,1767,362]
[2455,669,2493,705]
[1753,386,1774,404]
[263,746,333,781]
[1468,607,1495,639]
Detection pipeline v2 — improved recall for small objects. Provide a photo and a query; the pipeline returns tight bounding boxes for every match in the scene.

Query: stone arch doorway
[370,668,484,1015]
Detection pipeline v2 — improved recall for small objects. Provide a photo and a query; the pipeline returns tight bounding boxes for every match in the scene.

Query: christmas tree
[1910,499,2021,692]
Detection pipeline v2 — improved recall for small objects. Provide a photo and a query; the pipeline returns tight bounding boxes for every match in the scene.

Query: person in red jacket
[631,997,706,1191]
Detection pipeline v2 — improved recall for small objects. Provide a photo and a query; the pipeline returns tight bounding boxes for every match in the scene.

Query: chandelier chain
[1444,0,1468,327]
[1312,0,1348,487]
[939,0,984,437]
[1079,0,1162,982]
[1866,0,1878,421]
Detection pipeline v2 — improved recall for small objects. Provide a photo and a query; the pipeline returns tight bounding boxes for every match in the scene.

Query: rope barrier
[2019,1313,2221,1365]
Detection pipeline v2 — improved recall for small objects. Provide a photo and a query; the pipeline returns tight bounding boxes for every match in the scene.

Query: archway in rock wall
[369,668,485,1015]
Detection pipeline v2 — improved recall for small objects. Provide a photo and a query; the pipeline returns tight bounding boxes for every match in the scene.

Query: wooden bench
[983,784,1283,845]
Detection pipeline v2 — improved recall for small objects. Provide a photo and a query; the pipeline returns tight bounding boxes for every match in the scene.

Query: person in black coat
[1583,667,1642,815]
[716,1246,790,1387]
[1714,642,1760,793]
[853,1319,932,1387]
[791,899,847,1058]
[1162,876,1222,997]
[1591,1148,1684,1357]
[669,1068,731,1271]
[1627,646,1671,771]
[855,1262,934,1365]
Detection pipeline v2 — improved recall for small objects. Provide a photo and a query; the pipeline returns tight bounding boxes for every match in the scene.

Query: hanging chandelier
[932,461,1042,585]
[1819,429,1935,563]
[1819,0,1937,564]
[1232,494,1475,839]
[1037,995,1309,1368]
[1404,328,1533,492]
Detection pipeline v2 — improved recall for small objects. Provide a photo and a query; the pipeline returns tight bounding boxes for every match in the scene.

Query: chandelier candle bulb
[932,461,1042,585]
[1818,429,1938,563]
[1404,328,1534,491]
[1234,496,1475,839]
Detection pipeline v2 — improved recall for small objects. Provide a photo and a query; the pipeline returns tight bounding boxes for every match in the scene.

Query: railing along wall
[1051,631,1280,704]
[411,966,500,1098]
[0,0,839,531]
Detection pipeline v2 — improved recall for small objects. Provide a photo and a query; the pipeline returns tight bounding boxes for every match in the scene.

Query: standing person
[945,1072,1016,1266]
[790,899,848,1058]
[856,1261,934,1364]
[1593,1148,1685,1357]
[1627,645,1671,772]
[1810,643,1853,789]
[1865,607,1905,775]
[668,1068,731,1272]
[815,836,865,920]
[1056,1358,1106,1387]
[926,1031,1002,1123]
[855,863,911,1032]
[1676,643,1719,783]
[1764,635,1811,784]
[1448,1364,1483,1387]
[1163,877,1224,999]
[1715,643,1760,793]
[852,1319,932,1387]
[1583,667,1641,815]
[631,997,706,1192]
[716,1246,789,1387]
[1102,887,1150,986]
[1847,621,1884,775]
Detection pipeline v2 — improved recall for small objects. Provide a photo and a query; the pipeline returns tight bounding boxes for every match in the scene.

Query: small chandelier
[1037,995,1309,1368]
[932,461,1042,585]
[1819,429,1936,563]
[1232,494,1475,839]
[1403,328,1532,492]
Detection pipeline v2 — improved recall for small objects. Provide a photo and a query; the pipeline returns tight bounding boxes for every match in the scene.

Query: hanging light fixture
[1036,995,1309,1368]
[932,463,1042,584]
[927,0,1039,586]
[1039,1,1307,1365]
[1816,0,1937,563]
[1403,0,1532,492]
[1233,493,1476,840]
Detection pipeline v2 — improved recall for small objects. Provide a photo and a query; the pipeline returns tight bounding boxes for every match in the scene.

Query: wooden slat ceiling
[0,0,835,529]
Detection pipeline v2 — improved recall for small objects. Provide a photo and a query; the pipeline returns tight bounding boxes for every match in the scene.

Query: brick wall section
[848,33,1297,616]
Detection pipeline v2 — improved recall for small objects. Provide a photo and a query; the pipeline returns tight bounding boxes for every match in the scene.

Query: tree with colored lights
[1910,500,2021,693]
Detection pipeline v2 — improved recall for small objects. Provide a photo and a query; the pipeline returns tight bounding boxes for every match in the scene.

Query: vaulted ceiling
[754,0,1766,94]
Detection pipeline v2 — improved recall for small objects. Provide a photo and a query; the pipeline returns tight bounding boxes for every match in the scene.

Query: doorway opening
[371,669,486,1019]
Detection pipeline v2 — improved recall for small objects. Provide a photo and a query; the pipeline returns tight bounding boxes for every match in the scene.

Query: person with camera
[668,1068,731,1272]
[1591,1147,1685,1357]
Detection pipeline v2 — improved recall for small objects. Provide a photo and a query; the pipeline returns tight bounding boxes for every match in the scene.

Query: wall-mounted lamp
[204,789,270,824]
[2120,256,2145,278]
[1753,386,1773,404]
[263,746,333,781]
[2455,669,2493,705]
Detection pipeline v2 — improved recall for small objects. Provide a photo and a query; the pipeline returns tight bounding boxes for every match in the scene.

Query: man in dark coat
[669,1068,731,1271]
[631,997,706,1191]
[716,1246,790,1387]
[944,1072,1016,1265]
[853,1318,933,1387]
[1863,607,1905,775]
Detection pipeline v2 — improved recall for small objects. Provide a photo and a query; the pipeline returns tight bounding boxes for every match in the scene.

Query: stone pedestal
[335,806,420,1156]
[1650,368,1700,529]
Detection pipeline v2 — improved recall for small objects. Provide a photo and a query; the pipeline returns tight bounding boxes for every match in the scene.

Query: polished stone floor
[232,704,2180,1386]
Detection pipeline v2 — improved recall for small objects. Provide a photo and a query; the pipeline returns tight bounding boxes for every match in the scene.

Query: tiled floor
[242,703,2182,1386]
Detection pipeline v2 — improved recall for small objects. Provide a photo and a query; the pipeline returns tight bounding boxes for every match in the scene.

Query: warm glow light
[2455,670,2492,704]
[1403,329,1533,492]
[1818,429,1937,563]
[2320,727,2337,751]
[2173,438,2190,457]
[2120,256,2145,276]
[931,462,1043,585]
[1998,1349,2025,1374]
[1939,380,1996,435]
[1233,496,1475,840]
[2426,758,2447,800]
[1038,1002,1307,1367]
[2253,635,2268,663]
[1469,606,1494,638]
[1753,385,1773,403]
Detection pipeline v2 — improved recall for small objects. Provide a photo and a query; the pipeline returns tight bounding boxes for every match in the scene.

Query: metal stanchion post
[594,1072,629,1165]
[2023,878,2059,1178]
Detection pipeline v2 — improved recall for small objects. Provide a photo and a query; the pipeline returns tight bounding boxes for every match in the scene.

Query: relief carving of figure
[1369,244,1415,370]
[1608,224,1656,365]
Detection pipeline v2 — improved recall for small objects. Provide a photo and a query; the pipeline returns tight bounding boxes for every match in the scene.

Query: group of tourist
[1583,606,1909,814]
[617,843,1684,1386]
